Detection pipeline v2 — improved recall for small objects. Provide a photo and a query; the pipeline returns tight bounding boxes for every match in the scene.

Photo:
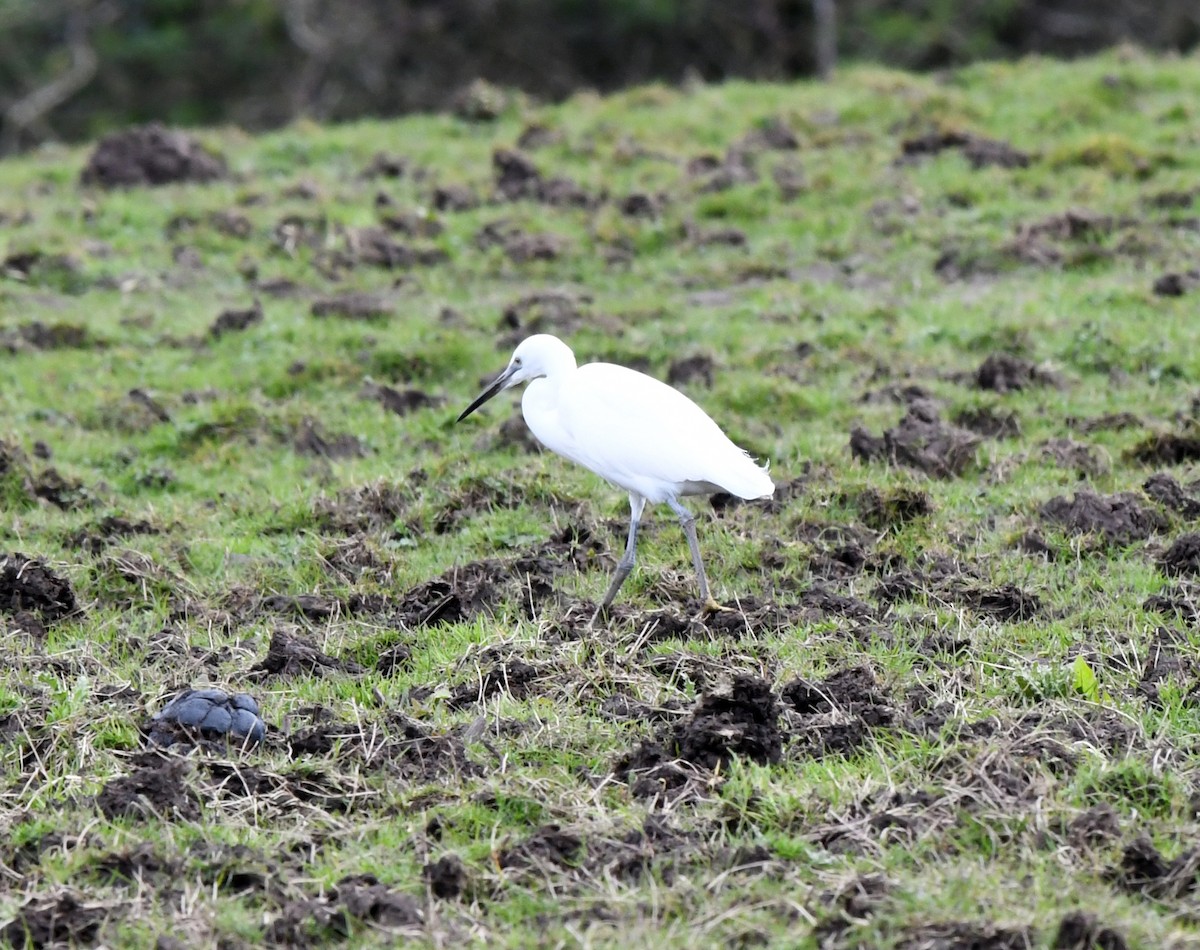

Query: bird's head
[457,334,577,422]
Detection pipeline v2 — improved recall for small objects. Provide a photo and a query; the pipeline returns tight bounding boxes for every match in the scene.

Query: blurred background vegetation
[1,0,1197,155]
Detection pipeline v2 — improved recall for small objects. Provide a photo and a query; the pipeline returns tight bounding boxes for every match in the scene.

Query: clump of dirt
[1,318,97,352]
[291,417,367,460]
[314,480,410,534]
[1159,535,1200,576]
[265,874,423,944]
[249,628,366,678]
[447,658,540,709]
[310,292,393,321]
[975,352,1062,393]
[432,184,479,212]
[1053,911,1129,950]
[499,289,593,342]
[0,891,108,948]
[1143,472,1200,517]
[342,226,448,269]
[667,354,714,388]
[493,148,596,206]
[1128,430,1200,466]
[900,129,1031,169]
[614,676,782,801]
[80,123,227,188]
[476,220,566,263]
[366,383,441,417]
[497,824,583,871]
[686,149,758,193]
[892,921,1035,949]
[422,855,467,899]
[96,754,201,821]
[1153,269,1200,297]
[0,553,78,627]
[952,406,1021,439]
[812,873,891,946]
[209,300,263,338]
[64,514,158,555]
[1109,835,1200,900]
[783,666,897,758]
[850,401,981,478]
[855,486,932,530]
[1040,490,1166,546]
[1038,437,1110,477]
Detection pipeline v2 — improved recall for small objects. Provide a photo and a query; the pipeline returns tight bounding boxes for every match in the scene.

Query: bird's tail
[725,454,775,500]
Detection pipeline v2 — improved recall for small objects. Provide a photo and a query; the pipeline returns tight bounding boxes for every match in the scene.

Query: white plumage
[458,334,774,613]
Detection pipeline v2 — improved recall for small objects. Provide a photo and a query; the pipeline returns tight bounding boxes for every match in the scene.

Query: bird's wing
[552,363,761,498]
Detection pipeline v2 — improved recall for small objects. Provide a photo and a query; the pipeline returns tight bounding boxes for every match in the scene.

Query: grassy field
[2,47,1200,948]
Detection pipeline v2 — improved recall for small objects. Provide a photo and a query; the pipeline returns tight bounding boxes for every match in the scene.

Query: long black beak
[457,366,514,422]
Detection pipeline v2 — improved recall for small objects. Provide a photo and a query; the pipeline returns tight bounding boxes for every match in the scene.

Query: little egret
[457,334,774,614]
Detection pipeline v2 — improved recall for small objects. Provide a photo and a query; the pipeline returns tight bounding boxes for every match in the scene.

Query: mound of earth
[80,123,227,188]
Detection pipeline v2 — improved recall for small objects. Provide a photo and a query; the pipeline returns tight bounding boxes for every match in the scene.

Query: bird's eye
[513,357,522,367]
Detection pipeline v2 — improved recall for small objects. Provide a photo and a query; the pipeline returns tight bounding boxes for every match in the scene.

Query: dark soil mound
[80,123,227,188]
[1040,490,1165,546]
[850,401,980,478]
[0,553,77,626]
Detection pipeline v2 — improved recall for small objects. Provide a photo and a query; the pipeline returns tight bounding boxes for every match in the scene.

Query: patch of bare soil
[313,480,410,535]
[850,401,981,478]
[432,183,479,212]
[667,354,714,388]
[1159,534,1200,576]
[342,226,448,269]
[1,317,97,352]
[475,220,566,263]
[447,656,540,709]
[974,352,1063,393]
[855,486,932,530]
[209,300,263,338]
[613,676,782,803]
[0,891,110,948]
[1128,430,1200,466]
[291,417,367,460]
[493,148,598,207]
[892,921,1035,949]
[783,666,898,759]
[89,841,179,888]
[248,627,366,678]
[422,854,467,899]
[363,382,442,417]
[80,123,227,188]
[95,753,202,821]
[1109,835,1200,900]
[899,129,1031,169]
[64,514,159,555]
[1143,472,1200,517]
[310,292,393,321]
[952,405,1021,439]
[1038,437,1110,477]
[499,289,595,343]
[1040,490,1166,547]
[1053,911,1129,950]
[0,553,78,630]
[874,554,1041,621]
[1152,269,1200,296]
[686,148,758,193]
[265,874,423,945]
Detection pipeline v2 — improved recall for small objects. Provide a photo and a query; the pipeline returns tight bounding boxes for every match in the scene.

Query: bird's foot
[700,596,733,616]
[588,603,610,629]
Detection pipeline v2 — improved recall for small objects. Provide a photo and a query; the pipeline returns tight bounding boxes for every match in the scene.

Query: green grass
[2,48,1200,947]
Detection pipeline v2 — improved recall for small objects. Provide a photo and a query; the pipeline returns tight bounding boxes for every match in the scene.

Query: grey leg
[598,493,646,611]
[667,497,728,613]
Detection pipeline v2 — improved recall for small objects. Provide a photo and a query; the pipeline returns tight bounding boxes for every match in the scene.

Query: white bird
[457,334,774,614]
